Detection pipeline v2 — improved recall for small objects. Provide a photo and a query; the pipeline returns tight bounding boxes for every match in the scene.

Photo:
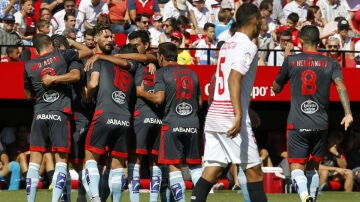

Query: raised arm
[67,38,93,59]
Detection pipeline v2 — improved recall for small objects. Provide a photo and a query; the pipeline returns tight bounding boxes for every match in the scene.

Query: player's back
[285,52,343,129]
[155,64,201,127]
[24,49,75,114]
[92,60,135,117]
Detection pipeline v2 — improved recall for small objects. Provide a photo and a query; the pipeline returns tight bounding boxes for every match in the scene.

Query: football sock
[190,165,202,186]
[83,160,100,199]
[169,171,186,202]
[160,165,172,202]
[306,169,319,201]
[77,170,87,202]
[52,162,67,202]
[190,177,214,202]
[110,168,125,202]
[247,181,268,202]
[291,169,309,201]
[150,166,162,202]
[128,163,140,202]
[8,161,21,190]
[238,168,251,202]
[26,162,40,202]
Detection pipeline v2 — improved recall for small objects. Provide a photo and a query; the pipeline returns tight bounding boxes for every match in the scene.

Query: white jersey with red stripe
[205,32,258,133]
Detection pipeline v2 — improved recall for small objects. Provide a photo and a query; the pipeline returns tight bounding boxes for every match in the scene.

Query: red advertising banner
[1,63,360,101]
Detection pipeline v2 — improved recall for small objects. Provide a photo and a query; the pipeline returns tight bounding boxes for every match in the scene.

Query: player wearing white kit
[191,3,267,202]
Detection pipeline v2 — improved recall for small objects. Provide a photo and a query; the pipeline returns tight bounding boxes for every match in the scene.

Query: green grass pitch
[1,190,360,202]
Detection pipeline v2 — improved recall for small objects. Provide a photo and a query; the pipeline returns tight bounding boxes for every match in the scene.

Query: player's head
[118,43,139,54]
[235,3,261,39]
[33,34,54,53]
[51,34,70,50]
[128,30,150,54]
[299,25,320,47]
[158,42,178,65]
[94,25,113,54]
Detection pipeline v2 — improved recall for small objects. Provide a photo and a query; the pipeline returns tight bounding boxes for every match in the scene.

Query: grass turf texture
[1,190,360,202]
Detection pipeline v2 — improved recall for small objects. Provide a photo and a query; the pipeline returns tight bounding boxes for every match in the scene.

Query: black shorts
[85,110,130,158]
[287,129,328,164]
[30,111,71,153]
[158,124,201,165]
[131,109,162,155]
[69,110,90,164]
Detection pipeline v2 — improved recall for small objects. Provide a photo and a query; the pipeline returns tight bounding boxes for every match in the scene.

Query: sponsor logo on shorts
[175,102,192,116]
[301,100,318,114]
[172,127,197,134]
[106,119,130,126]
[112,91,126,104]
[144,118,162,124]
[36,114,62,121]
[43,90,60,102]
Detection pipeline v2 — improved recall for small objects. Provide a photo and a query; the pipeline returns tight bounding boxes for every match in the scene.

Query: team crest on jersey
[112,91,126,104]
[175,102,193,116]
[43,90,60,102]
[301,100,318,114]
[243,52,252,65]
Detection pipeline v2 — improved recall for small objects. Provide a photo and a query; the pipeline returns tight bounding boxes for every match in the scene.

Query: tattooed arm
[334,77,353,131]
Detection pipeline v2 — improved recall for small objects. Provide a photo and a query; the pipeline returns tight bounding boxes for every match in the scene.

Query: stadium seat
[114,33,127,46]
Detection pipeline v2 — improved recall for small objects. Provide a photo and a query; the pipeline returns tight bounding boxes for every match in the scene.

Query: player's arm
[198,95,203,108]
[227,69,243,138]
[85,54,130,71]
[272,57,290,93]
[136,82,165,104]
[24,89,34,100]
[115,53,156,64]
[85,71,100,101]
[333,77,353,130]
[272,80,284,94]
[42,69,81,88]
[67,38,93,59]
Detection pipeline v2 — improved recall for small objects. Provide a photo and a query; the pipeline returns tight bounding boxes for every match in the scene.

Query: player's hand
[148,63,156,74]
[84,54,100,71]
[227,116,241,138]
[341,114,353,131]
[42,74,56,88]
[136,81,145,97]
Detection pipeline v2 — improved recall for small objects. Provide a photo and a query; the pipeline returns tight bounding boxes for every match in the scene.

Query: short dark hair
[94,25,112,36]
[135,13,149,22]
[51,34,70,49]
[280,29,292,37]
[259,0,272,11]
[84,28,95,37]
[64,11,76,21]
[33,34,53,53]
[217,41,226,49]
[6,46,18,55]
[203,22,215,31]
[128,30,150,44]
[287,12,299,23]
[235,3,260,28]
[118,43,139,54]
[158,42,178,62]
[299,25,320,45]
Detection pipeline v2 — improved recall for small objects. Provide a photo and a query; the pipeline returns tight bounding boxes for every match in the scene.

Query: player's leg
[243,164,267,202]
[237,167,250,202]
[186,127,202,187]
[52,152,69,202]
[83,150,101,202]
[149,123,164,202]
[149,155,162,202]
[27,151,43,202]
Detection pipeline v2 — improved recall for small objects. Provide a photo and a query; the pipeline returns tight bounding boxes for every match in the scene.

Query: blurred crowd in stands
[0,0,359,66]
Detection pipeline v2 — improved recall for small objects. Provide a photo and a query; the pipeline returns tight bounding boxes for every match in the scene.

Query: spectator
[35,18,51,35]
[324,36,356,67]
[355,39,360,66]
[128,0,160,23]
[162,0,197,28]
[304,5,327,28]
[319,130,354,192]
[283,0,309,24]
[272,12,301,48]
[346,0,360,32]
[217,20,236,42]
[256,0,286,26]
[76,0,109,31]
[0,14,23,57]
[51,0,76,35]
[268,29,300,66]
[205,0,235,22]
[332,19,356,61]
[316,0,360,36]
[0,0,21,19]
[149,14,164,48]
[0,46,21,62]
[195,22,216,64]
[214,8,233,39]
[83,28,95,49]
[108,0,135,34]
[344,129,360,191]
[134,13,150,31]
[14,0,34,45]
[258,16,274,63]
[177,15,192,46]
[170,30,193,64]
[159,17,178,43]
[191,0,212,32]
[259,0,277,34]
[62,12,84,43]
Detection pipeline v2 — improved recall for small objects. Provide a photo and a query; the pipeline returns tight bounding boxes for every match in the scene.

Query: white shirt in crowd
[76,0,109,32]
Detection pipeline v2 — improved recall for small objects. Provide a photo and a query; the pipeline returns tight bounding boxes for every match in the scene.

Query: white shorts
[203,127,261,169]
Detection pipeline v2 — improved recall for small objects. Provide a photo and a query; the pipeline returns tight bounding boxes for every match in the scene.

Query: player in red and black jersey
[137,42,203,202]
[23,34,92,202]
[273,25,353,202]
